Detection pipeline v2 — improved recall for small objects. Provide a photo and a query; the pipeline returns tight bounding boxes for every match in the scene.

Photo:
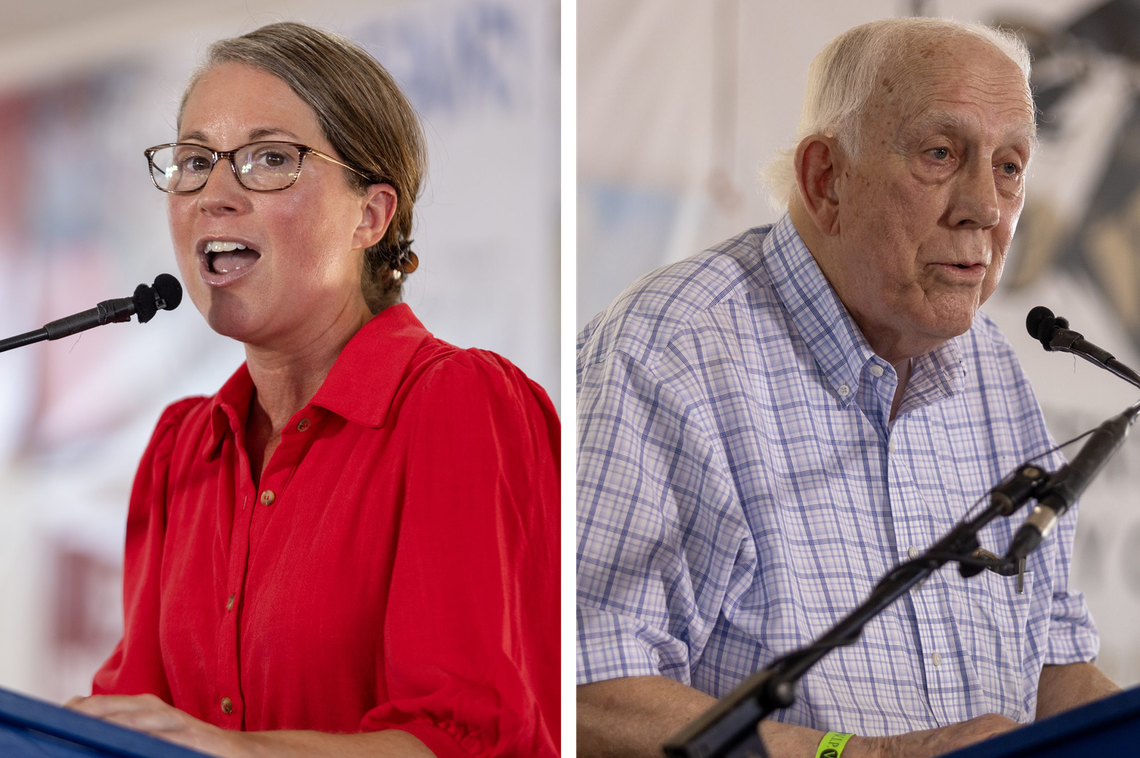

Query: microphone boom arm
[0,274,182,355]
[662,464,1050,758]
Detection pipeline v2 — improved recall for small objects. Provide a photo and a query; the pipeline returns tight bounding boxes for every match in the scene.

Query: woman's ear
[793,135,844,237]
[353,184,398,250]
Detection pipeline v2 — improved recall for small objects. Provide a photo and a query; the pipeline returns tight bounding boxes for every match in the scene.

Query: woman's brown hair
[180,21,426,313]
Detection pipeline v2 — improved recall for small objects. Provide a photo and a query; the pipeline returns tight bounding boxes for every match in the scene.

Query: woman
[65,22,560,758]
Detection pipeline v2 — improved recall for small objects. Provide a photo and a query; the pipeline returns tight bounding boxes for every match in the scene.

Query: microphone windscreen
[133,283,159,323]
[153,274,183,311]
[1026,306,1055,343]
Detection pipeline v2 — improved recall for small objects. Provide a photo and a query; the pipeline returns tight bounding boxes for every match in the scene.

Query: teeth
[205,240,248,253]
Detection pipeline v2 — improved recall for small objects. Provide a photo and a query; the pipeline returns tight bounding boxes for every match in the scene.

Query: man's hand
[1036,663,1119,720]
[875,713,1020,758]
[579,676,1023,758]
[65,694,242,757]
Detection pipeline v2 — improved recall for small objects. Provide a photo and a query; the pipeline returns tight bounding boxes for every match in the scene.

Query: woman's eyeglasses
[144,141,377,193]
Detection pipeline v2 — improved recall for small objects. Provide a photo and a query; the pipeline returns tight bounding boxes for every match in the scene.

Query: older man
[576,17,1120,758]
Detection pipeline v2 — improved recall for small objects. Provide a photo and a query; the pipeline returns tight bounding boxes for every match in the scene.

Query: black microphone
[0,274,183,354]
[1005,404,1140,561]
[1026,306,1140,388]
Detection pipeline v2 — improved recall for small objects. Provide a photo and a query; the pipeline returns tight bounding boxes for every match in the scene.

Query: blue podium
[941,685,1140,757]
[0,687,210,757]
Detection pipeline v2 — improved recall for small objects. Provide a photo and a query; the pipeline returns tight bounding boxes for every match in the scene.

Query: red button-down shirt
[92,304,560,757]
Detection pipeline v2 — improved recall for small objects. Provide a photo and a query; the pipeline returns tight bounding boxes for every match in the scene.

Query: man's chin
[919,305,978,343]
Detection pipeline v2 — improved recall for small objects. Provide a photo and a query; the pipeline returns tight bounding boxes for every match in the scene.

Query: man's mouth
[934,261,987,282]
[204,240,261,274]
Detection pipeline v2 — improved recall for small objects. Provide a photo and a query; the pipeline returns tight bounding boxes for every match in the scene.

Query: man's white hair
[762,17,1034,209]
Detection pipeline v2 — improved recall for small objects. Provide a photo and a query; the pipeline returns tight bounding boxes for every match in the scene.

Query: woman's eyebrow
[175,127,302,143]
[247,127,301,141]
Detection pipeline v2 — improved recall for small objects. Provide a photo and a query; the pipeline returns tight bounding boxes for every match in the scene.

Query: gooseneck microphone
[1006,403,1140,561]
[1004,306,1140,561]
[0,274,183,354]
[1026,305,1140,389]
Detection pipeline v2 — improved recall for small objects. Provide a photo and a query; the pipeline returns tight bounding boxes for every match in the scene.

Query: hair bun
[394,241,418,274]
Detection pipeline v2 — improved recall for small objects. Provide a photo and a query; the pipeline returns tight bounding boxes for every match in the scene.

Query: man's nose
[948,160,1001,230]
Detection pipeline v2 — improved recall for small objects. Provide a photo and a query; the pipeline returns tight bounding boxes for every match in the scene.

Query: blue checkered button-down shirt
[576,215,1099,735]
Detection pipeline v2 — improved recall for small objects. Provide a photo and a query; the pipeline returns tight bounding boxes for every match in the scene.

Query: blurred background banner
[0,0,557,703]
[578,0,1140,688]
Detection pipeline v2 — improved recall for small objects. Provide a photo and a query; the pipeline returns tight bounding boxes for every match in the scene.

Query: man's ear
[352,183,399,250]
[793,135,843,237]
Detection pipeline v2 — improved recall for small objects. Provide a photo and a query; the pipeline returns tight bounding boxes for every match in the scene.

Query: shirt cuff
[577,605,684,686]
[390,722,475,758]
[1044,591,1100,666]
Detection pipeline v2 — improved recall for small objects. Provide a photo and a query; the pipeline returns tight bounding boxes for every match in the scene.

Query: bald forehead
[873,37,1035,146]
[879,32,1026,89]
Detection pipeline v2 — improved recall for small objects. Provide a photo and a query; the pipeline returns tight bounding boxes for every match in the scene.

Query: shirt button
[838,384,851,397]
[225,594,234,611]
[260,490,275,506]
[932,652,943,667]
[870,365,884,377]
[908,546,920,560]
[296,418,311,432]
[889,439,896,454]
[221,696,233,714]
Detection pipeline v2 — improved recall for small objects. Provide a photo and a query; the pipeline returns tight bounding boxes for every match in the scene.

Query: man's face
[827,37,1035,361]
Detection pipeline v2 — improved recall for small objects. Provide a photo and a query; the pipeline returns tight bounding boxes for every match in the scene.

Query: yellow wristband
[815,731,854,758]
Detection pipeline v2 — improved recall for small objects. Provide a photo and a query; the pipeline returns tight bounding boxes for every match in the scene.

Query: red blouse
[92,304,561,757]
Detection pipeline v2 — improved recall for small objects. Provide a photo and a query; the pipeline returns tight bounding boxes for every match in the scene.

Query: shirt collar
[760,214,965,410]
[761,214,877,407]
[202,303,431,460]
[312,303,432,426]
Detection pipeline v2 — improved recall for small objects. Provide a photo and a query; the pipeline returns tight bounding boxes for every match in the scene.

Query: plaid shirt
[576,214,1098,735]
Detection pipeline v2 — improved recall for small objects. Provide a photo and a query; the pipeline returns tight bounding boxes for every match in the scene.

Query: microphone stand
[0,299,137,354]
[666,309,1140,757]
[0,328,51,354]
[0,275,181,355]
[663,461,1054,758]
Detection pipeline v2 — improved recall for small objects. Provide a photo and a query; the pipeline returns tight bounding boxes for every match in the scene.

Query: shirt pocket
[958,567,1035,720]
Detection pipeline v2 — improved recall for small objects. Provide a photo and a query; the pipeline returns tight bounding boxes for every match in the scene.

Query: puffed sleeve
[91,397,203,698]
[359,352,560,757]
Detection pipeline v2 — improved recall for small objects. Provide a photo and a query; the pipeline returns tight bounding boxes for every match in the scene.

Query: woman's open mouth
[199,239,262,286]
